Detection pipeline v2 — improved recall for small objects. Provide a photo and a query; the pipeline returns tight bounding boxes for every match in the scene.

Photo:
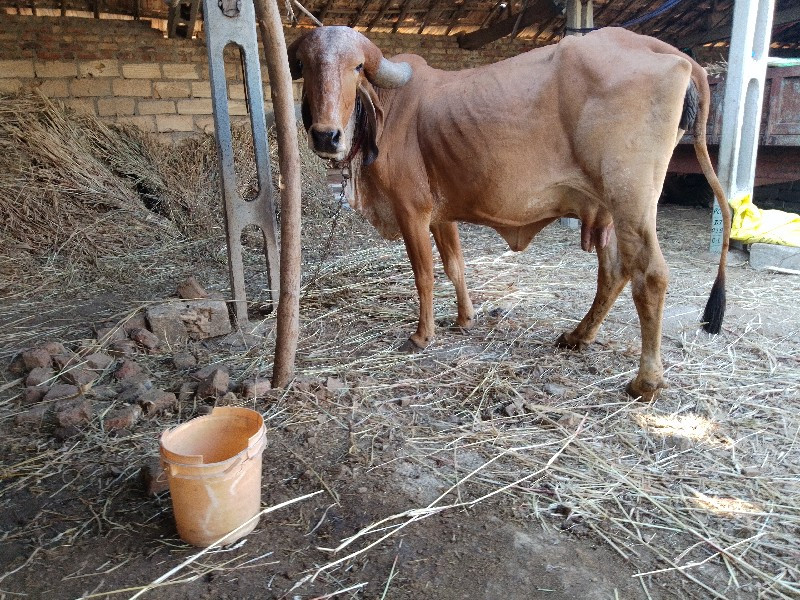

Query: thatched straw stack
[0,91,177,277]
[0,89,350,294]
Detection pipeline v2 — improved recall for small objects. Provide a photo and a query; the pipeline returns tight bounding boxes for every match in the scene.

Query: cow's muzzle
[309,125,343,157]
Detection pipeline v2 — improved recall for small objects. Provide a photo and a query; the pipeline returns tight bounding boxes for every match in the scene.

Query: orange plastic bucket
[160,406,267,547]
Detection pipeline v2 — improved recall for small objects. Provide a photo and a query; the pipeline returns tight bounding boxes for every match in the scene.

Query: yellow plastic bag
[729,193,800,247]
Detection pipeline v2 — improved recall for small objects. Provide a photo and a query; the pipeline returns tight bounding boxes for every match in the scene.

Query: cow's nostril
[311,128,342,154]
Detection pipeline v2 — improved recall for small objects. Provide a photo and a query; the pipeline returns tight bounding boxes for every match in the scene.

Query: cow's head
[287,26,412,165]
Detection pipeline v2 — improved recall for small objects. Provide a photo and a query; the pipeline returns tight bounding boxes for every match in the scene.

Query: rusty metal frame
[202,0,281,328]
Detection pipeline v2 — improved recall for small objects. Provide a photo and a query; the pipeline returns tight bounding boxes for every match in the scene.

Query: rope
[620,0,687,28]
[564,0,689,35]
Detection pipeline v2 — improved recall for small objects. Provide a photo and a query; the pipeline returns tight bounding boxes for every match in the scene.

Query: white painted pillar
[582,0,593,31]
[712,0,776,252]
[565,0,582,33]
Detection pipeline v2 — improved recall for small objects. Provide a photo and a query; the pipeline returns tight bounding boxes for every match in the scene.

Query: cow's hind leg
[615,219,669,402]
[431,222,475,331]
[556,227,629,350]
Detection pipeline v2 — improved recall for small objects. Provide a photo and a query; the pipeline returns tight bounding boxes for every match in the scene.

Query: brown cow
[288,26,731,401]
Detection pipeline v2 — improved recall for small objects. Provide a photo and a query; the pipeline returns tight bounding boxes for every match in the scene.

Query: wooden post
[253,0,303,389]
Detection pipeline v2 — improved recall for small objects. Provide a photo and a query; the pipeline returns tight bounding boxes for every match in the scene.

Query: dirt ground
[1,204,799,600]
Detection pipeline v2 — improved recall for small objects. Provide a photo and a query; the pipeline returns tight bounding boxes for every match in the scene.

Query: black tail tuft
[680,79,699,132]
[701,275,726,334]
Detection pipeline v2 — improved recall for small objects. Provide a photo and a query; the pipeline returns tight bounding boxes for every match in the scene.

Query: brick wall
[0,14,535,142]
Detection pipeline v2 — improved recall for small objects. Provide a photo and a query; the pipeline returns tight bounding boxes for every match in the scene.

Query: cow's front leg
[431,221,475,332]
[398,211,436,352]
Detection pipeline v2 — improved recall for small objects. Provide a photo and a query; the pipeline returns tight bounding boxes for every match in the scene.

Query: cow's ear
[301,94,312,131]
[286,34,307,80]
[357,84,382,166]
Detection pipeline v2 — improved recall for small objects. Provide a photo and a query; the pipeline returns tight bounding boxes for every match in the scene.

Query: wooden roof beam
[417,0,439,34]
[316,0,335,23]
[445,2,465,36]
[673,5,800,48]
[603,0,639,26]
[392,0,415,33]
[349,0,372,27]
[367,0,392,31]
[480,1,505,29]
[457,0,559,49]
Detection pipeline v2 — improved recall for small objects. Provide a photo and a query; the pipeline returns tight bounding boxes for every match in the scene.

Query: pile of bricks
[9,277,274,443]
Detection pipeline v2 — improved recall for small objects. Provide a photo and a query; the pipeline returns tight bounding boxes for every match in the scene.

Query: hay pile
[0,91,178,278]
[0,90,345,293]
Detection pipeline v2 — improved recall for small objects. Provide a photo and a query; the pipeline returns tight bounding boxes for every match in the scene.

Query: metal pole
[712,0,776,252]
[202,0,281,328]
[559,0,592,231]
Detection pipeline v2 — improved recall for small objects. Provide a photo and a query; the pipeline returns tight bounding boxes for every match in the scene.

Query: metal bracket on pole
[202,0,281,328]
[712,0,776,253]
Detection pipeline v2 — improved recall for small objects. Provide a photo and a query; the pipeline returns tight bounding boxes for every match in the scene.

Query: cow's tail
[682,65,730,334]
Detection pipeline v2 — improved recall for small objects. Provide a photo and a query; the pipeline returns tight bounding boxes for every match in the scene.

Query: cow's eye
[355,63,363,73]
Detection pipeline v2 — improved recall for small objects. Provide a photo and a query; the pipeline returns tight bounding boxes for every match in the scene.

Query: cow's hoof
[555,332,589,351]
[449,322,473,335]
[399,338,425,354]
[455,315,476,330]
[625,378,665,402]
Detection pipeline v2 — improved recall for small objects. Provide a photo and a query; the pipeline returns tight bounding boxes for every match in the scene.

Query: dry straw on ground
[0,92,798,599]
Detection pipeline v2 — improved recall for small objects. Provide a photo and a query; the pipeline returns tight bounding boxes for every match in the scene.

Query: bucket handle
[161,432,265,480]
[162,453,246,480]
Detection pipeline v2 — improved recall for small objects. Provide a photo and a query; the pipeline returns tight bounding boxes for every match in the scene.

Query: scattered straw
[0,93,797,599]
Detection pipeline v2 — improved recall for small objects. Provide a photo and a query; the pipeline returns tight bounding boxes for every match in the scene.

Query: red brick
[16,404,50,427]
[84,352,114,371]
[129,328,160,351]
[52,352,81,371]
[23,386,49,405]
[26,367,55,387]
[140,458,169,495]
[139,389,177,415]
[22,348,52,371]
[122,312,148,333]
[54,397,93,427]
[43,383,80,403]
[240,378,271,399]
[103,404,142,431]
[115,359,143,380]
[176,276,209,300]
[62,367,97,388]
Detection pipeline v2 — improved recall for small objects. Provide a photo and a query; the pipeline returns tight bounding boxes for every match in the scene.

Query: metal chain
[302,165,348,296]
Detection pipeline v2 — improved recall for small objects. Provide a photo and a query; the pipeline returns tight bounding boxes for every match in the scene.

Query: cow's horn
[369,57,412,89]
[286,34,306,80]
